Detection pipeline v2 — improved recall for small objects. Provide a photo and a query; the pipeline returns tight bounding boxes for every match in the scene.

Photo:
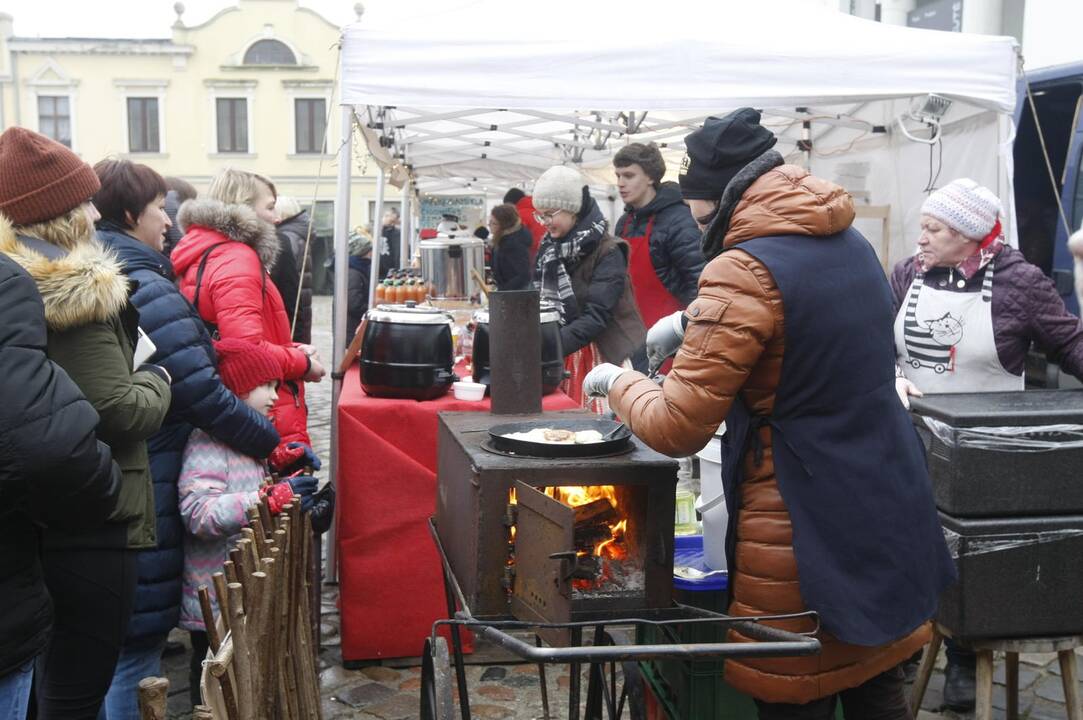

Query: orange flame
[545,485,624,558]
[509,485,633,592]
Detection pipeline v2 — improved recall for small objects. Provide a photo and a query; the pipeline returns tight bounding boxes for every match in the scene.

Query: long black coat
[347,255,371,341]
[492,225,532,291]
[0,253,121,676]
[615,182,705,305]
[378,224,401,279]
[271,211,314,344]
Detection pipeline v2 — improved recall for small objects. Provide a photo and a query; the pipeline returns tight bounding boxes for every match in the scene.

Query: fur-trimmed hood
[0,214,128,332]
[176,198,280,271]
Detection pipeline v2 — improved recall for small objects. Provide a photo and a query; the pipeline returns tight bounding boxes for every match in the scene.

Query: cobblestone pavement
[158,296,1082,718]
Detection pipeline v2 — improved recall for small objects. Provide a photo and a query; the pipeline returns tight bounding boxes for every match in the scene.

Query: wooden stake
[212,572,232,634]
[238,535,259,579]
[228,548,247,590]
[249,571,270,718]
[137,676,169,720]
[207,636,240,720]
[198,586,222,652]
[258,559,278,715]
[244,530,261,569]
[208,636,234,677]
[229,545,250,614]
[227,582,254,720]
[281,518,308,719]
[224,560,239,587]
[259,496,274,539]
[289,504,317,719]
[249,516,268,559]
[300,511,322,717]
[271,543,296,719]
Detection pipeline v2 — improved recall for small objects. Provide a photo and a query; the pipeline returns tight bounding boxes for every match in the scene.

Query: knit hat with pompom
[215,338,281,396]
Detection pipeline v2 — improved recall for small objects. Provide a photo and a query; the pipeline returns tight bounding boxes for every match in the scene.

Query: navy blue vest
[719,227,956,647]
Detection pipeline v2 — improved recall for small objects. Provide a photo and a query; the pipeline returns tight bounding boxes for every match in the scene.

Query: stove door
[511,481,574,646]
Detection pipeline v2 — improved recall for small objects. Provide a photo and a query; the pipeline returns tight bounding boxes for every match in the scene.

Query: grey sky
[4,0,1081,69]
[1,1,368,38]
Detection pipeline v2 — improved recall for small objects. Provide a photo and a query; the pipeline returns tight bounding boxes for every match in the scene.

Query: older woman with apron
[891,178,1083,709]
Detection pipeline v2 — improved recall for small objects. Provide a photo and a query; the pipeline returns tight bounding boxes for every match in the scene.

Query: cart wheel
[910,359,921,369]
[934,363,946,374]
[420,637,455,720]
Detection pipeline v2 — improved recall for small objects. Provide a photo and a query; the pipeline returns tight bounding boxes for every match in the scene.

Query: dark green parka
[0,225,170,549]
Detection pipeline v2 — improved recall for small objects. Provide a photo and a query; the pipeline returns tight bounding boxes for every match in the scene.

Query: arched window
[243,39,297,65]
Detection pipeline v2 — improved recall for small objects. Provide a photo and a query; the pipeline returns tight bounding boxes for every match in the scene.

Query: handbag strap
[193,241,269,322]
[192,242,229,314]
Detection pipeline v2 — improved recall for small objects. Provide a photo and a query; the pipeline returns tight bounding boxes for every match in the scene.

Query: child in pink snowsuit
[178,338,317,701]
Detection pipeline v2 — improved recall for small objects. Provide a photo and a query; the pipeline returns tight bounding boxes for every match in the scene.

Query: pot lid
[419,236,485,248]
[367,302,454,325]
[473,301,560,325]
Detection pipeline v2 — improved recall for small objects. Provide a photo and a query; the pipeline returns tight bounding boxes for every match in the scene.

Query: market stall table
[336,363,579,661]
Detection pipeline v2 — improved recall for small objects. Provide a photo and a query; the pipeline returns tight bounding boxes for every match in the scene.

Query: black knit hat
[678,108,777,201]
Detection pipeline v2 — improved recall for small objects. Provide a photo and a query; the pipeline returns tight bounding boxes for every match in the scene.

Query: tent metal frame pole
[369,164,387,308]
[328,103,354,584]
[401,179,412,267]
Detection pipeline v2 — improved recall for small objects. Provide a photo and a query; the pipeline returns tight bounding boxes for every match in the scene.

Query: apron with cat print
[894,259,1023,393]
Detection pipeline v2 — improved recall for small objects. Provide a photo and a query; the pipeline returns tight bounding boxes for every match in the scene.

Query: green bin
[639,536,839,719]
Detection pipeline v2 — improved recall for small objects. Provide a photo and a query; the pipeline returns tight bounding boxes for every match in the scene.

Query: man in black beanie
[582,107,953,719]
[677,108,780,251]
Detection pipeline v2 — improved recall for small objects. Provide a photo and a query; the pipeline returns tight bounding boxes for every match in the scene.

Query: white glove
[895,377,923,410]
[646,310,685,370]
[582,363,627,398]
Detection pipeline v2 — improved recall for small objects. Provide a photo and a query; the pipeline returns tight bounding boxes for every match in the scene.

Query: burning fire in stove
[508,485,643,595]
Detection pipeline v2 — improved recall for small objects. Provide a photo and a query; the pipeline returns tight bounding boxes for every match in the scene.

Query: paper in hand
[133,328,157,370]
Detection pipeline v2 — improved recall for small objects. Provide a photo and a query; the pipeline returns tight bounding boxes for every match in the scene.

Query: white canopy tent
[326,0,1019,574]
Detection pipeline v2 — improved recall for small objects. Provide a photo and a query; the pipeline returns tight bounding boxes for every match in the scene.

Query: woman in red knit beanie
[0,127,172,718]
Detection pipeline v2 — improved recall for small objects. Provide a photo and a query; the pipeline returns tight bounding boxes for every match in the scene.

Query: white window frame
[284,81,333,157]
[230,28,306,68]
[27,60,79,153]
[114,80,168,156]
[206,81,257,157]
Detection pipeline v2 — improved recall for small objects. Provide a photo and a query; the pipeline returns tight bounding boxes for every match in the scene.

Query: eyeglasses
[533,209,568,225]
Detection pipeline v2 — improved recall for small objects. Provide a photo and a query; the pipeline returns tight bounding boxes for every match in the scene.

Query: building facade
[0,0,378,291]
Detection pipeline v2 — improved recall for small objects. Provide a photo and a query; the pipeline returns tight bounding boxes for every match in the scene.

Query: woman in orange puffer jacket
[583,109,955,720]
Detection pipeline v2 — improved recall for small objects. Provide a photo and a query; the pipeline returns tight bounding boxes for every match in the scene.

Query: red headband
[979,219,1002,249]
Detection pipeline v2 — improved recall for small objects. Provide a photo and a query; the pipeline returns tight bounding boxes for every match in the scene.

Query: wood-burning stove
[434,411,678,627]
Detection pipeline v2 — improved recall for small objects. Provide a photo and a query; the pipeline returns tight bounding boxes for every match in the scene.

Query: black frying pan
[487,418,632,458]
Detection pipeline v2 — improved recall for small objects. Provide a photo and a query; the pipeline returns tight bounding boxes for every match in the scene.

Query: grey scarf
[533,199,607,325]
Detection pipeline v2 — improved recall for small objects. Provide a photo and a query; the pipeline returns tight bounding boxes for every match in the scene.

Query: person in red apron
[529,165,646,412]
[891,178,1083,710]
[614,144,705,372]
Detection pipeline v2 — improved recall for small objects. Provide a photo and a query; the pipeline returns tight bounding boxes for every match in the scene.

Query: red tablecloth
[336,365,578,661]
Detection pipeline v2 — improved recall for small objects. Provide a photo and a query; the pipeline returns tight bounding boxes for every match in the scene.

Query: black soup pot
[472,302,564,395]
[359,303,456,400]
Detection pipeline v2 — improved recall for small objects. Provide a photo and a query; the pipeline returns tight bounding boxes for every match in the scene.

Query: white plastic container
[695,425,728,571]
[452,380,486,401]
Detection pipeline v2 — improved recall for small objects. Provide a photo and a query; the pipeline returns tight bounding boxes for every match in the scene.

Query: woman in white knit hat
[890,178,1083,709]
[530,165,646,408]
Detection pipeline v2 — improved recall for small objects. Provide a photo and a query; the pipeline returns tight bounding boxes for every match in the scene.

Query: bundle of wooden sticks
[137,496,322,720]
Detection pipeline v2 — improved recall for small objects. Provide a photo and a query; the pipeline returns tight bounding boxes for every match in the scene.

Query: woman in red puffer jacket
[171,169,326,451]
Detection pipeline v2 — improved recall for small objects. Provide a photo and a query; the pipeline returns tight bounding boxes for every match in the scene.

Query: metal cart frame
[423,519,822,720]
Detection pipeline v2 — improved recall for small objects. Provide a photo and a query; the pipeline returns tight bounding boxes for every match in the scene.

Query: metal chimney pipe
[488,289,543,415]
